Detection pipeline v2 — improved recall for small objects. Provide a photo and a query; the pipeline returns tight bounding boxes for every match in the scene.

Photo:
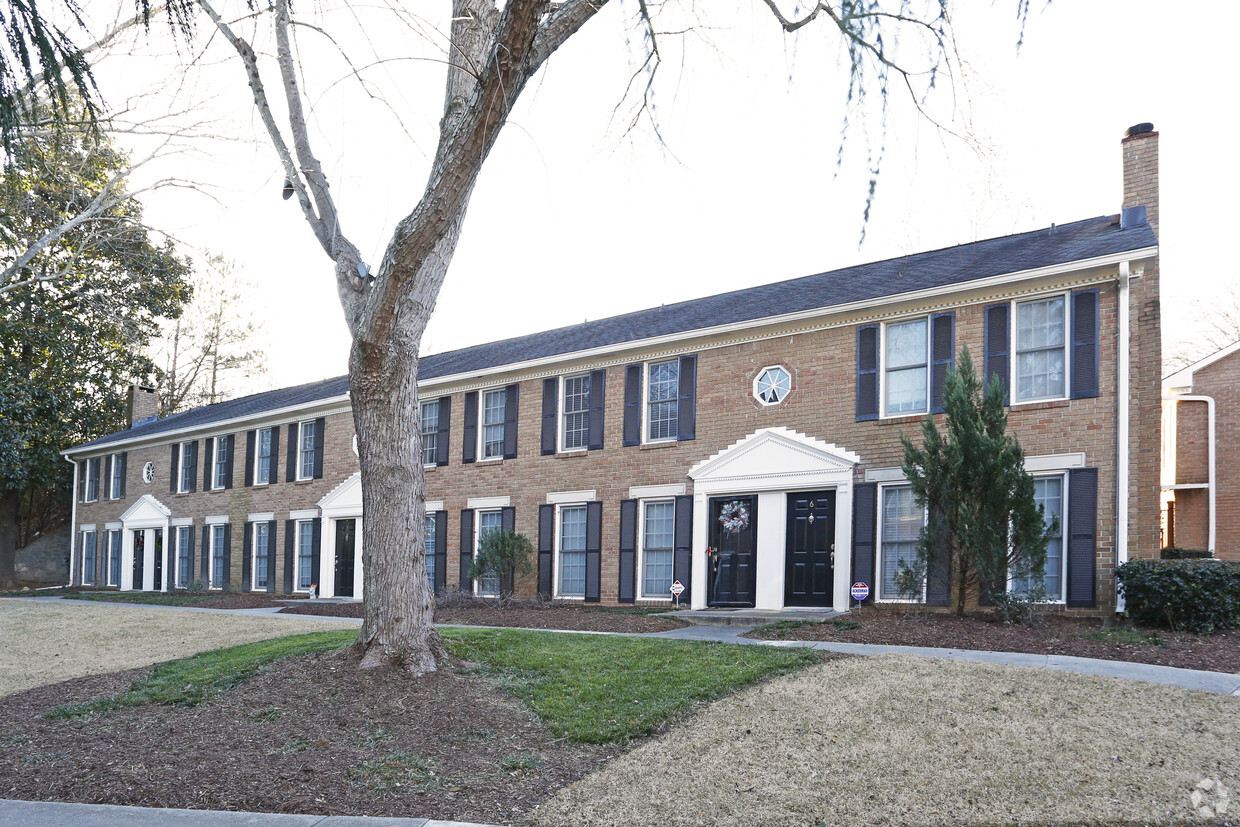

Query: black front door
[152,528,164,592]
[785,491,835,606]
[708,496,757,607]
[335,519,356,598]
[132,530,145,590]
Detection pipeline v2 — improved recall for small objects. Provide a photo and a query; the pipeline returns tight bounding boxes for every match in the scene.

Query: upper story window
[1014,296,1066,402]
[884,318,929,416]
[83,457,100,503]
[212,436,230,489]
[421,401,439,466]
[561,374,591,451]
[753,366,792,406]
[178,441,196,493]
[255,428,274,485]
[481,389,506,460]
[298,421,317,480]
[108,453,125,500]
[646,359,679,442]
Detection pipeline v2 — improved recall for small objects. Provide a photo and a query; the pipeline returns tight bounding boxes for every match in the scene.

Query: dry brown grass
[536,654,1240,826]
[0,599,351,697]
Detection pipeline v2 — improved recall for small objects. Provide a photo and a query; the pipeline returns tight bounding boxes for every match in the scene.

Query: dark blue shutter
[203,437,215,490]
[462,393,478,464]
[286,423,298,481]
[856,325,879,421]
[459,509,474,591]
[984,303,1010,405]
[244,431,256,487]
[187,441,198,492]
[168,446,178,494]
[501,506,515,534]
[223,435,235,489]
[199,525,209,583]
[672,495,693,604]
[925,508,951,607]
[79,461,87,502]
[676,355,697,441]
[851,483,877,600]
[585,501,602,603]
[1067,467,1098,608]
[312,418,325,478]
[1071,289,1100,399]
[622,364,642,446]
[930,312,955,414]
[587,369,606,450]
[433,511,448,593]
[541,378,558,455]
[266,521,277,593]
[618,499,637,603]
[117,453,127,499]
[283,519,295,593]
[310,518,321,592]
[269,427,280,484]
[435,396,451,466]
[242,523,253,592]
[502,384,519,459]
[537,505,554,598]
[222,523,233,592]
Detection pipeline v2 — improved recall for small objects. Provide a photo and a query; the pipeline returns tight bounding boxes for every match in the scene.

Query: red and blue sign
[850,582,870,602]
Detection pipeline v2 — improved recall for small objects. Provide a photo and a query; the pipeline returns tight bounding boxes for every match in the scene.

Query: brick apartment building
[63,125,1164,614]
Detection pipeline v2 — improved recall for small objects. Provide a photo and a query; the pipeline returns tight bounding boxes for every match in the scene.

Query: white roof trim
[1163,339,1240,391]
[689,427,862,481]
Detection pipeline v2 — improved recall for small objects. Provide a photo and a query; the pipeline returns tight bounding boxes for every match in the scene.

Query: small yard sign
[850,582,870,603]
[670,579,685,607]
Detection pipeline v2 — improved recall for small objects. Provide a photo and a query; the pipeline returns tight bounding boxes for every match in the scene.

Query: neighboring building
[1161,341,1240,559]
[63,125,1164,614]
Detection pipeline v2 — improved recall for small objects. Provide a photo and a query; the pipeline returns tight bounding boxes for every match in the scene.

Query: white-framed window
[1012,474,1067,602]
[297,421,317,480]
[1014,295,1067,403]
[561,374,591,451]
[555,504,588,598]
[209,524,227,589]
[639,499,675,599]
[84,457,100,503]
[252,522,270,591]
[883,318,930,416]
[424,514,437,588]
[212,437,229,489]
[877,485,924,601]
[645,358,679,442]
[481,389,506,460]
[475,510,503,596]
[254,428,274,485]
[108,453,124,499]
[753,365,792,406]
[175,525,192,588]
[421,401,439,466]
[106,529,121,586]
[80,529,97,585]
[178,441,194,493]
[295,520,315,591]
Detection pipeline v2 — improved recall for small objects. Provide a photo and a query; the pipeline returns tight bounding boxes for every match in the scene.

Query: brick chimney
[1122,122,1159,239]
[126,384,159,428]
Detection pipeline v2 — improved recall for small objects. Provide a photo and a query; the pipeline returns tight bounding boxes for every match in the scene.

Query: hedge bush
[1160,547,1214,560]
[1117,558,1240,634]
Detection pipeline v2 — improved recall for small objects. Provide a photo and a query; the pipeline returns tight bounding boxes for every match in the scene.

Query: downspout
[1175,396,1217,552]
[1115,261,1130,613]
[64,455,78,587]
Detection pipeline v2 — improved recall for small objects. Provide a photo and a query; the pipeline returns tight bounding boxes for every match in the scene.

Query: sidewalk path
[0,799,492,827]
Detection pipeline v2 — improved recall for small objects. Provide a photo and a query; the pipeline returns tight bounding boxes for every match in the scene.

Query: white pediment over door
[688,427,861,491]
[120,494,171,526]
[318,472,362,518]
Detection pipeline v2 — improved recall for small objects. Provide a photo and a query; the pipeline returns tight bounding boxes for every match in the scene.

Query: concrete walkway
[0,799,490,827]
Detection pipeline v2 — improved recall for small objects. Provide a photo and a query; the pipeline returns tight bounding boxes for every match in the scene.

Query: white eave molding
[1163,339,1240,393]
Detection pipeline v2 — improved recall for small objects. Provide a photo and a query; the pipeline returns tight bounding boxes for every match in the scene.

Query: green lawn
[47,627,821,745]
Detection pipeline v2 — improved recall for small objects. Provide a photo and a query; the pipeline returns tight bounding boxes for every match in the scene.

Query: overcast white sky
[91,1,1239,395]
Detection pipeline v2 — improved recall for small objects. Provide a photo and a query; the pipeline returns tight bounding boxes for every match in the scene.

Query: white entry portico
[687,427,861,612]
[318,473,362,599]
[118,494,172,591]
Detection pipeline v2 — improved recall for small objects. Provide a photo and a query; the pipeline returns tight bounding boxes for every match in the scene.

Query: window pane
[477,511,503,595]
[298,523,314,589]
[880,486,922,600]
[1015,477,1065,600]
[424,515,437,588]
[483,390,506,459]
[108,531,121,586]
[886,319,928,369]
[214,438,228,488]
[421,402,439,463]
[180,443,193,491]
[299,422,316,479]
[558,506,587,597]
[641,500,675,598]
[111,455,123,498]
[647,360,679,441]
[562,375,591,450]
[886,366,929,415]
[178,527,191,587]
[755,366,791,405]
[82,532,96,584]
[1015,298,1067,401]
[212,525,226,587]
[254,523,269,589]
[256,429,272,484]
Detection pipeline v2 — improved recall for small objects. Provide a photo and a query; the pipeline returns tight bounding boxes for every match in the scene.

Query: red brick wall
[1184,351,1240,559]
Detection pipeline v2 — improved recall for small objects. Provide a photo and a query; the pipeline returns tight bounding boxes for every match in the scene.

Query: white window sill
[639,596,674,602]
[557,449,588,457]
[555,595,586,601]
[640,440,677,450]
[1009,398,1070,411]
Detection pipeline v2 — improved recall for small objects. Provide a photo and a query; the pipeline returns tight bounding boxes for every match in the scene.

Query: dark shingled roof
[71,214,1156,452]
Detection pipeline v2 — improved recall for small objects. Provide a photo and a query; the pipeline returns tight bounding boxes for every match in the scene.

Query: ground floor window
[878,485,922,600]
[640,500,674,599]
[1013,474,1065,601]
[424,514,437,590]
[106,530,121,586]
[210,524,227,588]
[296,520,314,591]
[475,510,502,596]
[81,530,96,587]
[252,522,270,590]
[176,526,192,588]
[556,504,587,598]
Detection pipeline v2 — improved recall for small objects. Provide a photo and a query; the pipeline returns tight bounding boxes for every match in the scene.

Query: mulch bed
[744,609,1240,674]
[0,647,617,825]
[280,600,689,634]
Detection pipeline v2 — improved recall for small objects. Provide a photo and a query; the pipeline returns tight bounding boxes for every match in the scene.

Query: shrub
[1160,547,1213,560]
[1117,559,1240,634]
[468,529,533,602]
[989,584,1048,626]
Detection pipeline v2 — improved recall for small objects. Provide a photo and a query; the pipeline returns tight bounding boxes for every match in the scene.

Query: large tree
[182,0,1014,673]
[0,118,191,588]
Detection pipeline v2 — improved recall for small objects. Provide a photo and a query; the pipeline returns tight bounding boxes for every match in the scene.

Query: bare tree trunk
[0,489,21,589]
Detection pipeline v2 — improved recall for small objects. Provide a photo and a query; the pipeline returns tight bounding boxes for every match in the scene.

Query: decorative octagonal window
[753,365,792,406]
